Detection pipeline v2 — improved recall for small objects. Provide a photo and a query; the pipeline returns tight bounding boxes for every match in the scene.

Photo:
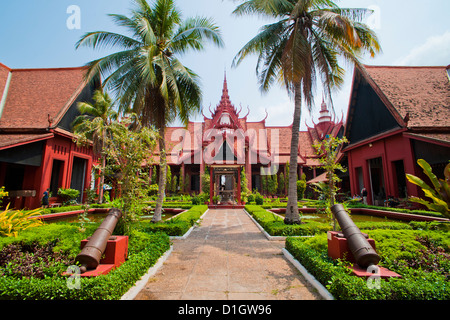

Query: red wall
[347,133,420,205]
[1,134,98,209]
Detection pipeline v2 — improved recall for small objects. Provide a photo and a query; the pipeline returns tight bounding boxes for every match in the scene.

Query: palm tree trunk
[98,134,106,204]
[284,82,302,225]
[152,127,167,223]
[98,155,106,204]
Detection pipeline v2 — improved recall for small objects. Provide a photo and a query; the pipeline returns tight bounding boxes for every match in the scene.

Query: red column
[238,167,242,205]
[209,166,213,204]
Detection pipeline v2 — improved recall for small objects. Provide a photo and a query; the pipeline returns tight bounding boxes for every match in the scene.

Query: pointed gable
[345,66,402,145]
[0,66,90,130]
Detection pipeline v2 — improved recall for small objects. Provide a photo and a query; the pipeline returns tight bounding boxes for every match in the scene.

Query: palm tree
[73,89,118,204]
[232,0,381,224]
[75,0,224,222]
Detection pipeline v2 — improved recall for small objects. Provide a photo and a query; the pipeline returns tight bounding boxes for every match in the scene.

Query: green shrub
[254,193,264,205]
[57,188,80,206]
[245,205,332,236]
[286,229,450,300]
[0,229,170,300]
[136,205,207,236]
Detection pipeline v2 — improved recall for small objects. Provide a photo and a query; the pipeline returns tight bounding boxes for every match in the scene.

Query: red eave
[0,133,54,151]
[343,127,407,152]
[403,132,450,148]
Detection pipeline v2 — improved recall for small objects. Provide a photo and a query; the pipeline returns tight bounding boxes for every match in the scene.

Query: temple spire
[219,70,231,107]
[318,94,332,123]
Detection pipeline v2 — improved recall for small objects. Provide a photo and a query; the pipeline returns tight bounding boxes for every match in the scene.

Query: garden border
[121,245,174,300]
[243,209,287,241]
[282,248,335,300]
[169,209,210,240]
[243,208,313,241]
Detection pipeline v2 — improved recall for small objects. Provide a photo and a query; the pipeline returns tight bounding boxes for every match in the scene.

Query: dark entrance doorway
[393,160,407,199]
[70,157,87,203]
[50,160,64,197]
[210,166,242,206]
[368,157,386,206]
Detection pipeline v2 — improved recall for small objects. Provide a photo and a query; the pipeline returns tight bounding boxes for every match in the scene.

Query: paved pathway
[135,209,321,300]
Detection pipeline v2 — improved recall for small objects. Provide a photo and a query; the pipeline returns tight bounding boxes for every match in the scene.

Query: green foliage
[245,205,332,236]
[254,192,264,205]
[286,228,450,300]
[0,230,170,300]
[0,205,44,238]
[297,177,307,200]
[406,160,450,218]
[0,186,8,206]
[267,174,278,196]
[201,171,210,196]
[102,116,158,227]
[136,205,207,236]
[165,165,172,194]
[57,188,80,206]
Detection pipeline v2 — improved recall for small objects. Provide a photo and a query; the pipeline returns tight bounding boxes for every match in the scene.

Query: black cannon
[75,208,122,273]
[331,204,380,268]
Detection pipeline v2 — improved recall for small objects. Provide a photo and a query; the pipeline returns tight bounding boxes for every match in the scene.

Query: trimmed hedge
[245,205,332,236]
[0,227,170,300]
[286,229,450,300]
[136,205,207,236]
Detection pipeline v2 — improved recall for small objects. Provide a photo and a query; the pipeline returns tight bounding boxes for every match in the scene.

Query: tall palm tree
[232,0,381,224]
[73,89,118,204]
[75,0,224,222]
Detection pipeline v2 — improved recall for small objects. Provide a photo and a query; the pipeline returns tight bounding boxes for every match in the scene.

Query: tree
[267,174,278,196]
[103,115,158,230]
[76,0,223,222]
[232,0,381,224]
[73,89,118,204]
[406,160,450,219]
[297,173,306,199]
[313,135,348,230]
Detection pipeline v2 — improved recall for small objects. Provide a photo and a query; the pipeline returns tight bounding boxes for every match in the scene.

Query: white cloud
[396,31,450,66]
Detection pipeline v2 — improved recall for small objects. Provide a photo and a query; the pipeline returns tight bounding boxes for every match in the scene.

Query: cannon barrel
[331,204,380,268]
[75,208,122,273]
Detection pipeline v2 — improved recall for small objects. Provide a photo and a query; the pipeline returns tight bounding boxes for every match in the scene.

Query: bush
[57,188,80,206]
[286,228,450,300]
[0,206,44,237]
[245,205,332,236]
[0,227,170,300]
[297,179,307,200]
[254,192,264,205]
[136,205,207,236]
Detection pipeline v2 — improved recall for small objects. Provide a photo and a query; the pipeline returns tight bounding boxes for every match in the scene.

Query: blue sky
[1,0,449,129]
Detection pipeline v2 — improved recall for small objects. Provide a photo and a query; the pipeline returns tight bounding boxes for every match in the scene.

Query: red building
[155,74,344,205]
[344,65,450,206]
[0,63,99,209]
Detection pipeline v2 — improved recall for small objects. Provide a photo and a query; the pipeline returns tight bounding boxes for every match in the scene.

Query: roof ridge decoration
[207,73,246,132]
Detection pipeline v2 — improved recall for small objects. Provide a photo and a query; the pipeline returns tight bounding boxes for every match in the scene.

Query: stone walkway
[135,209,321,300]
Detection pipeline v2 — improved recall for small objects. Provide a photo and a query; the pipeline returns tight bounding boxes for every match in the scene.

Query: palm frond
[75,31,140,50]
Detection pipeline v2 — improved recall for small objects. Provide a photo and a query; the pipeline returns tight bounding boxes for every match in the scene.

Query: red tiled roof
[0,63,11,100]
[0,65,87,130]
[0,133,53,150]
[363,65,450,128]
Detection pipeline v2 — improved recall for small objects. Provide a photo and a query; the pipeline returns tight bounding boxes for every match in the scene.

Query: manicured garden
[286,227,449,300]
[0,204,207,300]
[245,203,449,300]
